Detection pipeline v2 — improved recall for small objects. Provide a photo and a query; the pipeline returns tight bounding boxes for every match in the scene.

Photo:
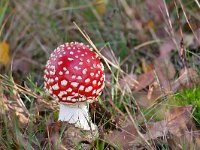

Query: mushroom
[44,42,105,130]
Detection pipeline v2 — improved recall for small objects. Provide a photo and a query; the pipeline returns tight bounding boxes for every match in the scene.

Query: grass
[169,85,200,125]
[0,0,200,149]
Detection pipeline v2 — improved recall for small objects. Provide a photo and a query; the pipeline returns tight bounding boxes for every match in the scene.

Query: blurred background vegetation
[0,0,200,149]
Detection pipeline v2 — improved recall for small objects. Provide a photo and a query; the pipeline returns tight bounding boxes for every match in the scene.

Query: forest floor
[0,0,200,149]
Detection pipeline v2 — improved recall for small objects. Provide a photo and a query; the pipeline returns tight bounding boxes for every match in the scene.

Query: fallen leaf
[159,40,176,57]
[154,56,176,93]
[105,122,138,149]
[144,120,168,140]
[165,105,200,149]
[119,73,137,90]
[43,121,97,149]
[12,58,32,73]
[0,42,10,65]
[134,88,162,108]
[172,68,199,92]
[135,71,155,91]
[165,105,193,137]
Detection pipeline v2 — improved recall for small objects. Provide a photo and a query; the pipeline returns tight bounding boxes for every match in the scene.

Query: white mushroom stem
[58,103,97,130]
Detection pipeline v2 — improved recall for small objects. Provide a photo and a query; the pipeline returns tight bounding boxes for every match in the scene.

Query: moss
[168,85,200,126]
[142,85,200,125]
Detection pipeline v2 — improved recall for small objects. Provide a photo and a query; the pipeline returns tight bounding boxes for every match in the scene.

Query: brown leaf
[119,73,137,90]
[165,105,193,137]
[134,89,162,108]
[43,121,97,149]
[172,68,199,92]
[154,57,176,93]
[105,123,138,149]
[134,71,155,91]
[144,120,168,140]
[159,40,176,57]
[12,58,32,73]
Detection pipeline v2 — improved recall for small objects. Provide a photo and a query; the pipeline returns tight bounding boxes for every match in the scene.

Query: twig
[125,106,154,150]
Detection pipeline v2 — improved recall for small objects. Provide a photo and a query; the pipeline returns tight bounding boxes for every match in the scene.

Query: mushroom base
[58,103,97,130]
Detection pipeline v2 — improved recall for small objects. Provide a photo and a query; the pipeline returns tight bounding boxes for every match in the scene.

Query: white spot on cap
[74,93,79,96]
[82,96,86,101]
[71,99,76,102]
[85,78,90,83]
[44,69,49,75]
[58,61,63,65]
[96,89,101,95]
[75,55,78,58]
[67,96,72,101]
[62,97,67,100]
[67,47,71,50]
[82,68,87,74]
[65,71,69,74]
[55,77,58,81]
[71,75,75,79]
[87,59,90,63]
[97,64,101,68]
[52,83,59,90]
[68,58,74,61]
[90,73,94,76]
[81,54,84,56]
[50,71,55,75]
[77,50,81,52]
[47,79,51,84]
[63,67,67,71]
[85,86,93,92]
[61,80,68,86]
[92,89,96,95]
[70,51,73,55]
[79,85,84,91]
[74,66,80,70]
[59,71,63,75]
[98,81,101,86]
[79,62,83,65]
[77,76,82,80]
[50,65,55,70]
[96,74,99,77]
[92,80,97,85]
[58,91,67,98]
[66,88,72,92]
[50,78,54,83]
[71,82,79,87]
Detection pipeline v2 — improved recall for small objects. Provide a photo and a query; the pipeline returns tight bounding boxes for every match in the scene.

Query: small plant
[169,85,200,126]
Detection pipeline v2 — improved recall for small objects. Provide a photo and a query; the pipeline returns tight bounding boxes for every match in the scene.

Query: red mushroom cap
[44,42,105,104]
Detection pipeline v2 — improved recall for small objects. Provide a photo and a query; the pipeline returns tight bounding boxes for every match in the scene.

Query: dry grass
[0,0,200,149]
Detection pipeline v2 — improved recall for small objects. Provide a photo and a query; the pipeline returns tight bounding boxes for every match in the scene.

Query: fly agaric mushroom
[44,42,105,130]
